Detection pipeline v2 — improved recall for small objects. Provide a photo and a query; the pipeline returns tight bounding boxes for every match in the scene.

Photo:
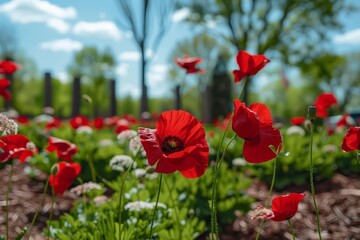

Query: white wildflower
[286,126,305,136]
[0,113,18,136]
[124,201,167,212]
[94,195,109,205]
[129,136,145,156]
[98,139,114,147]
[232,157,247,167]
[34,114,53,123]
[70,182,102,196]
[134,168,147,178]
[109,155,136,171]
[322,144,338,153]
[117,130,137,144]
[76,126,93,134]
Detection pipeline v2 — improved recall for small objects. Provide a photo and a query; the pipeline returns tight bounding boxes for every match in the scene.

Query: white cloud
[116,63,129,76]
[46,18,70,33]
[147,64,169,83]
[55,71,69,82]
[172,8,190,22]
[40,38,83,53]
[0,0,76,23]
[333,28,360,45]
[119,51,140,61]
[73,21,122,41]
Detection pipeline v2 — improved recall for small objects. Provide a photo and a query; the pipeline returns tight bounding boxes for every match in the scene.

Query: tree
[68,47,116,117]
[299,52,360,112]
[169,32,232,120]
[180,0,349,104]
[116,0,175,117]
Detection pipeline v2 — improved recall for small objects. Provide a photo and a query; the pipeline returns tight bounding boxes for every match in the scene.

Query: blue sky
[0,0,359,98]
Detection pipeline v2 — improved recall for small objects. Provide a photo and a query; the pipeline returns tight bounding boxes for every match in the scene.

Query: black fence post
[4,73,13,109]
[110,79,117,116]
[202,85,212,124]
[174,84,181,110]
[71,76,81,117]
[44,72,52,108]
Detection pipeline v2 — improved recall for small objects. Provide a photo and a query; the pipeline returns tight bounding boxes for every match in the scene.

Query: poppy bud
[308,106,317,121]
[50,164,59,175]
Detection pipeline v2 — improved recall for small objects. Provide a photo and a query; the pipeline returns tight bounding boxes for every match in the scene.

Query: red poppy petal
[249,103,273,127]
[138,127,162,166]
[232,70,246,83]
[155,158,178,174]
[243,127,282,163]
[290,116,306,126]
[341,127,360,152]
[232,100,260,140]
[271,193,305,221]
[179,151,208,178]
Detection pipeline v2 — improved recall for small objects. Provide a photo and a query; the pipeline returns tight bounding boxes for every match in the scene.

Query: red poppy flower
[49,161,81,195]
[232,100,282,163]
[16,116,29,125]
[115,119,130,134]
[93,117,104,129]
[341,127,360,152]
[313,93,337,118]
[175,56,205,74]
[46,137,78,162]
[0,134,37,163]
[290,116,306,126]
[69,115,90,129]
[232,50,270,83]
[45,117,62,130]
[138,110,209,178]
[271,193,305,221]
[0,78,11,100]
[0,60,20,75]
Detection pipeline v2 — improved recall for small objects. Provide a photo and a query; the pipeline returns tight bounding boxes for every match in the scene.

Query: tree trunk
[44,72,52,109]
[71,76,81,117]
[174,84,181,110]
[110,79,117,116]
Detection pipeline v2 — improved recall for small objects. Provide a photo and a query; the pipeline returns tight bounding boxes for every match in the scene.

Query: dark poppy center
[161,136,184,153]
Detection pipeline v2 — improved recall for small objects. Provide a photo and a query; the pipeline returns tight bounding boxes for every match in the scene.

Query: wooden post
[71,76,81,117]
[109,79,117,116]
[44,72,52,108]
[174,84,181,110]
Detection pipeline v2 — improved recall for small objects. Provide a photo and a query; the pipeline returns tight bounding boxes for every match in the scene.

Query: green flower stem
[47,186,55,240]
[88,156,97,183]
[6,160,14,240]
[255,156,277,240]
[149,173,163,240]
[309,118,322,240]
[27,177,50,240]
[288,219,296,240]
[118,160,137,240]
[211,134,237,240]
[164,176,181,240]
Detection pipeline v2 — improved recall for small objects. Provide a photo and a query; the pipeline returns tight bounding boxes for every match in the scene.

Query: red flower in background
[232,100,282,163]
[0,78,11,100]
[336,113,355,128]
[69,115,90,129]
[233,50,270,83]
[49,162,81,195]
[271,193,305,221]
[16,116,29,125]
[0,134,37,163]
[341,127,360,152]
[175,56,205,74]
[46,137,78,162]
[290,116,306,126]
[115,119,130,134]
[45,117,62,131]
[94,117,104,129]
[138,110,209,178]
[313,93,337,118]
[253,193,305,222]
[0,60,20,75]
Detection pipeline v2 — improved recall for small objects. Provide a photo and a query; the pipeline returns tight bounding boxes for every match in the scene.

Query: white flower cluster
[76,126,93,134]
[124,201,167,212]
[70,181,102,196]
[129,136,145,156]
[109,155,136,171]
[117,130,138,144]
[0,113,18,136]
[286,126,305,136]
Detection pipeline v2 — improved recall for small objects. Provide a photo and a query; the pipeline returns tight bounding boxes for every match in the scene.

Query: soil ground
[1,163,359,240]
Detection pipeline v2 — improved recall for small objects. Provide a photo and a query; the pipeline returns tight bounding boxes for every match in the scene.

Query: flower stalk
[149,173,163,239]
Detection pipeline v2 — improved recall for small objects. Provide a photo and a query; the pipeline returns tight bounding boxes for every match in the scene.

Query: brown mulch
[1,163,360,240]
